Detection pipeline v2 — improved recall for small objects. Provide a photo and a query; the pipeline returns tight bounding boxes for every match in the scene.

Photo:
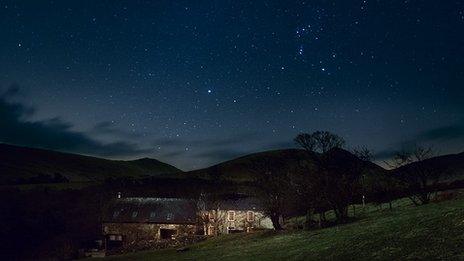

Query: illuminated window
[227,211,235,221]
[109,235,122,241]
[247,211,254,221]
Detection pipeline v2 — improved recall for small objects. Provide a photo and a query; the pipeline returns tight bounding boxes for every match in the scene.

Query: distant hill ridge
[1,143,463,186]
[0,143,181,185]
[184,148,387,182]
[392,151,464,181]
[184,148,464,183]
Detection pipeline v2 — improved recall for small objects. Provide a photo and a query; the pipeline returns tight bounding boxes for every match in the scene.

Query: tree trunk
[334,206,348,222]
[321,211,326,221]
[304,209,313,230]
[389,201,392,210]
[319,211,326,227]
[333,207,340,221]
[271,214,282,230]
[420,192,430,204]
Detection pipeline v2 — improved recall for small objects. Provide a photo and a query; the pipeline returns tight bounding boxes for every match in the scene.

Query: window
[109,235,122,241]
[247,211,254,221]
[210,210,216,221]
[112,211,120,219]
[166,213,173,220]
[149,211,156,219]
[131,211,138,218]
[227,211,235,221]
[208,225,215,235]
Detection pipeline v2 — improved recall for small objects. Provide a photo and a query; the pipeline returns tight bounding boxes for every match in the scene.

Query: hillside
[184,149,309,181]
[0,143,181,185]
[185,148,387,182]
[106,194,464,260]
[392,151,464,182]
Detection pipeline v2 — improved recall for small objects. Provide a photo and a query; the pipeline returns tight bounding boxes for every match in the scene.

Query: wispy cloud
[417,122,464,142]
[0,86,151,157]
[91,121,142,139]
[374,120,464,160]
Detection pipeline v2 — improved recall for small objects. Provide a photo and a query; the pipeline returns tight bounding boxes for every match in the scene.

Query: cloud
[373,149,397,160]
[417,122,464,142]
[91,121,141,138]
[373,120,464,160]
[0,86,151,157]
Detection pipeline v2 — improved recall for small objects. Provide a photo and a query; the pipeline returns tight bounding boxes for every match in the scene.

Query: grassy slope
[106,197,464,260]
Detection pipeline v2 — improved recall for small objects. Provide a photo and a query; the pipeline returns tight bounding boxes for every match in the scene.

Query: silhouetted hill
[392,151,464,182]
[0,143,181,185]
[184,148,387,182]
[184,149,308,181]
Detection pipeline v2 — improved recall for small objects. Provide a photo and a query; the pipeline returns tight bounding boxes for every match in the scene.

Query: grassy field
[104,195,464,260]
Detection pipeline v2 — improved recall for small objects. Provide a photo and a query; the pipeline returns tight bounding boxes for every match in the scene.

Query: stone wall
[102,222,198,253]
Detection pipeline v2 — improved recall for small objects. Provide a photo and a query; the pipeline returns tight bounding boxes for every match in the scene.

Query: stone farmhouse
[200,198,274,235]
[102,198,198,252]
[102,197,273,252]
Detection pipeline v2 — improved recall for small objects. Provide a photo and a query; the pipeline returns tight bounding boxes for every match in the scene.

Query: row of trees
[251,131,445,230]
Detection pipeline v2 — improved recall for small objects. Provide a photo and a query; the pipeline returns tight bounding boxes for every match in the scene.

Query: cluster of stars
[1,0,463,169]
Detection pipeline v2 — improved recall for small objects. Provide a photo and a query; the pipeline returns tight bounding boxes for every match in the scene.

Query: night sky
[1,1,463,170]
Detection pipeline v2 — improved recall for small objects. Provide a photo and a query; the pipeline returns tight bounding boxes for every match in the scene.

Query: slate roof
[210,197,265,211]
[103,197,197,224]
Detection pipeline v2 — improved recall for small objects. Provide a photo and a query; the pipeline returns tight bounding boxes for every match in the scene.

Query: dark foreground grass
[105,197,464,260]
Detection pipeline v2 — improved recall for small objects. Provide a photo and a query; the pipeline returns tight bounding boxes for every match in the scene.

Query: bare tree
[290,162,328,228]
[249,157,293,230]
[295,131,365,223]
[386,146,441,205]
[196,192,227,236]
[295,131,345,154]
[294,133,317,152]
